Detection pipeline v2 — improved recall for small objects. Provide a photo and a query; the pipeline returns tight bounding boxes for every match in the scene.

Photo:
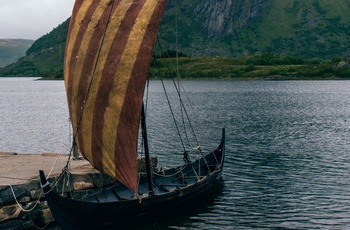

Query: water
[1,78,350,229]
[0,78,71,153]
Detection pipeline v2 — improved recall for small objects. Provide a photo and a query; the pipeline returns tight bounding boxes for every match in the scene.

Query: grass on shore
[149,56,350,80]
[2,55,349,80]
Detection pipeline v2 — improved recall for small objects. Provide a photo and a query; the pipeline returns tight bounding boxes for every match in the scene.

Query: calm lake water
[1,78,350,229]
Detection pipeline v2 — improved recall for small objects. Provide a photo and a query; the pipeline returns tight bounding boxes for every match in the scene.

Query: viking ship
[39,0,225,229]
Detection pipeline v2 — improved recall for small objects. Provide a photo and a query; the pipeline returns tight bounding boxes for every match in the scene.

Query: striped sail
[64,0,167,192]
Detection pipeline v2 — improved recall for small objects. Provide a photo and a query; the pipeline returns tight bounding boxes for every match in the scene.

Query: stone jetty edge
[0,152,157,229]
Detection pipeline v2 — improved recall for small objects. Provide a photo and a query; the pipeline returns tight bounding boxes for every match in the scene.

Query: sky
[0,0,75,40]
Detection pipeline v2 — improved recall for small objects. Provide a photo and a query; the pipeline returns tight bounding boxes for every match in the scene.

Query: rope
[153,166,185,177]
[47,152,62,179]
[3,184,43,212]
[175,0,180,79]
[152,36,211,183]
[154,36,205,160]
[171,78,200,148]
[154,39,198,141]
[1,152,69,217]
[29,211,50,230]
[160,78,186,152]
[173,0,191,156]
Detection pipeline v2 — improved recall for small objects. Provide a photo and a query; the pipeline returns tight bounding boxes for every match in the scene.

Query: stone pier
[0,152,157,229]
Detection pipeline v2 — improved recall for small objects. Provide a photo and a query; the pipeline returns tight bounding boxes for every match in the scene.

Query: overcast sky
[0,0,75,40]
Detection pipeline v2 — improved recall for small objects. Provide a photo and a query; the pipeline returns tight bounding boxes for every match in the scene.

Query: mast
[141,102,154,195]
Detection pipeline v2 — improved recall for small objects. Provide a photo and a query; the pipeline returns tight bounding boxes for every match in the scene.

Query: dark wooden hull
[39,129,225,230]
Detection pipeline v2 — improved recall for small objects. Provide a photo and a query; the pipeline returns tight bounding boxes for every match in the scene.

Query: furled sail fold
[64,0,167,192]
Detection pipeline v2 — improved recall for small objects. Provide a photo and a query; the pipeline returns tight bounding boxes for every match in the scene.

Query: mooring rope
[6,184,50,229]
[2,184,43,212]
[0,182,52,229]
[47,152,63,179]
[29,211,50,230]
[0,150,69,226]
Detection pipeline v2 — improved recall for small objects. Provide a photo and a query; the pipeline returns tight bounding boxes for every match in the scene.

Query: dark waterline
[1,78,350,229]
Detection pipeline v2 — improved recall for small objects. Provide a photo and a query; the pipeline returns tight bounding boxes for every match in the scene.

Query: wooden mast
[141,102,154,195]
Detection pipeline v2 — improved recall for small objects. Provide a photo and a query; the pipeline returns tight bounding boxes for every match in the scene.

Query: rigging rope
[154,28,211,170]
[170,78,202,151]
[153,0,210,170]
[175,0,180,79]
[174,0,194,160]
[153,41,186,153]
[155,38,199,141]
[153,38,206,160]
[160,77,186,152]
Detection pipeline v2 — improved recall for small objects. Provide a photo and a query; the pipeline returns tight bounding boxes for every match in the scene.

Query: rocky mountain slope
[161,0,350,57]
[1,0,349,77]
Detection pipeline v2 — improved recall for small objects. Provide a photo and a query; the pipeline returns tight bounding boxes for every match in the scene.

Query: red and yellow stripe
[64,0,167,192]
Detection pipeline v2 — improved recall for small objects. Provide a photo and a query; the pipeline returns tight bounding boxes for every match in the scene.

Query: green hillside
[159,0,350,58]
[0,19,68,78]
[1,0,350,78]
[0,39,33,67]
[249,0,350,57]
